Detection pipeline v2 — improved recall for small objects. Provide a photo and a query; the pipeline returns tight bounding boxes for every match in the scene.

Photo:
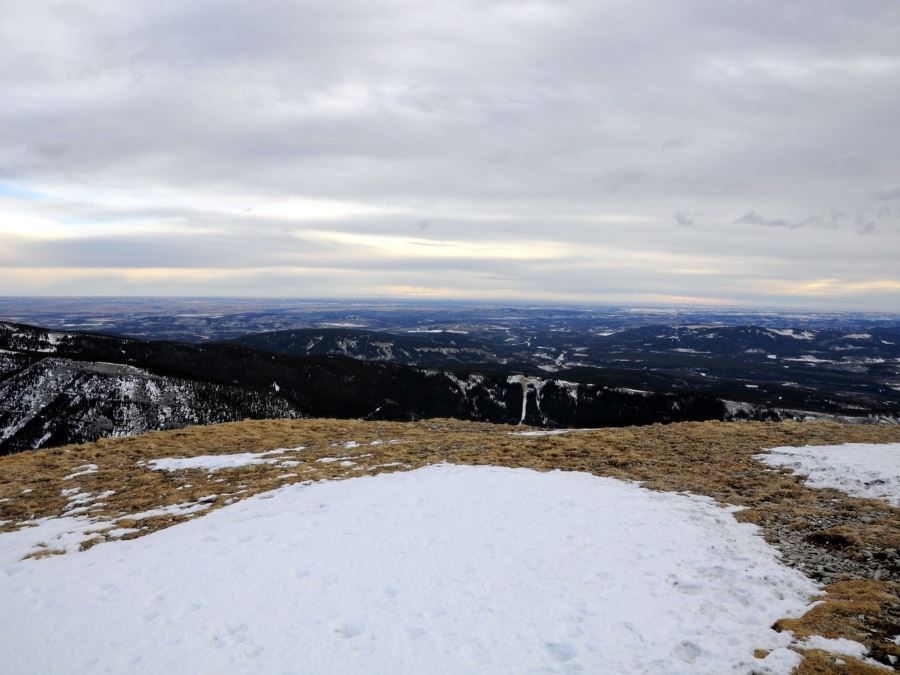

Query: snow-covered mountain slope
[5,301,900,419]
[229,323,900,417]
[230,327,499,366]
[5,320,893,454]
[229,323,900,366]
[0,356,297,454]
[0,322,733,452]
[0,465,818,674]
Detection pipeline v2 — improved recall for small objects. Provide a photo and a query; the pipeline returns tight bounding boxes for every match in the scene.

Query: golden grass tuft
[777,580,900,672]
[797,650,893,674]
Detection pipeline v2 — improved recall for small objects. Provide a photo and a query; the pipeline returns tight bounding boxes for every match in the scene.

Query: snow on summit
[756,443,900,507]
[0,464,817,674]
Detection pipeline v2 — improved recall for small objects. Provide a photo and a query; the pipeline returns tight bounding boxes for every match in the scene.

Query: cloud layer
[1,0,899,308]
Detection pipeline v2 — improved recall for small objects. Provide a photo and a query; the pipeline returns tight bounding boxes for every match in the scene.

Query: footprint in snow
[672,640,703,664]
[405,625,426,640]
[545,642,578,662]
[333,622,364,639]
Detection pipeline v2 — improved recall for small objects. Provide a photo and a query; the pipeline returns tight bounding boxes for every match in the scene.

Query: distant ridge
[0,321,733,453]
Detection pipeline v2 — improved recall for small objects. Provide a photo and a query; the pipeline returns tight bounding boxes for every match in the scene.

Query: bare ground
[2,418,899,672]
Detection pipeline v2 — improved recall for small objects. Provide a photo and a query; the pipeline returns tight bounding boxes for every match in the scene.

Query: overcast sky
[1,0,899,309]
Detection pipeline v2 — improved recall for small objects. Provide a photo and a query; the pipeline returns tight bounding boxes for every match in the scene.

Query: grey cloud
[733,210,891,234]
[856,217,877,235]
[0,0,898,307]
[661,137,692,151]
[874,187,900,202]
[734,212,803,230]
[823,155,875,177]
[593,167,647,193]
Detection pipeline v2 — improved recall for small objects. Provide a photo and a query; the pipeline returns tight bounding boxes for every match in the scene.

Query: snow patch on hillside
[0,499,217,562]
[62,464,98,480]
[756,443,900,506]
[507,375,548,423]
[0,465,818,674]
[767,328,815,340]
[510,429,579,437]
[784,355,831,364]
[125,501,214,521]
[144,447,305,473]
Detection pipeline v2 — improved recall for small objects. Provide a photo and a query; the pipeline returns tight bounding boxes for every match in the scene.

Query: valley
[1,300,898,453]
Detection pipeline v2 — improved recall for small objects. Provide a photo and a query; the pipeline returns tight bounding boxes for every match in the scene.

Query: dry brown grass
[797,650,894,675]
[776,581,900,671]
[2,417,899,672]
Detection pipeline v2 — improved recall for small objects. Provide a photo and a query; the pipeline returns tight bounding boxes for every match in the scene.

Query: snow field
[0,464,819,674]
[756,443,900,506]
[0,499,218,566]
